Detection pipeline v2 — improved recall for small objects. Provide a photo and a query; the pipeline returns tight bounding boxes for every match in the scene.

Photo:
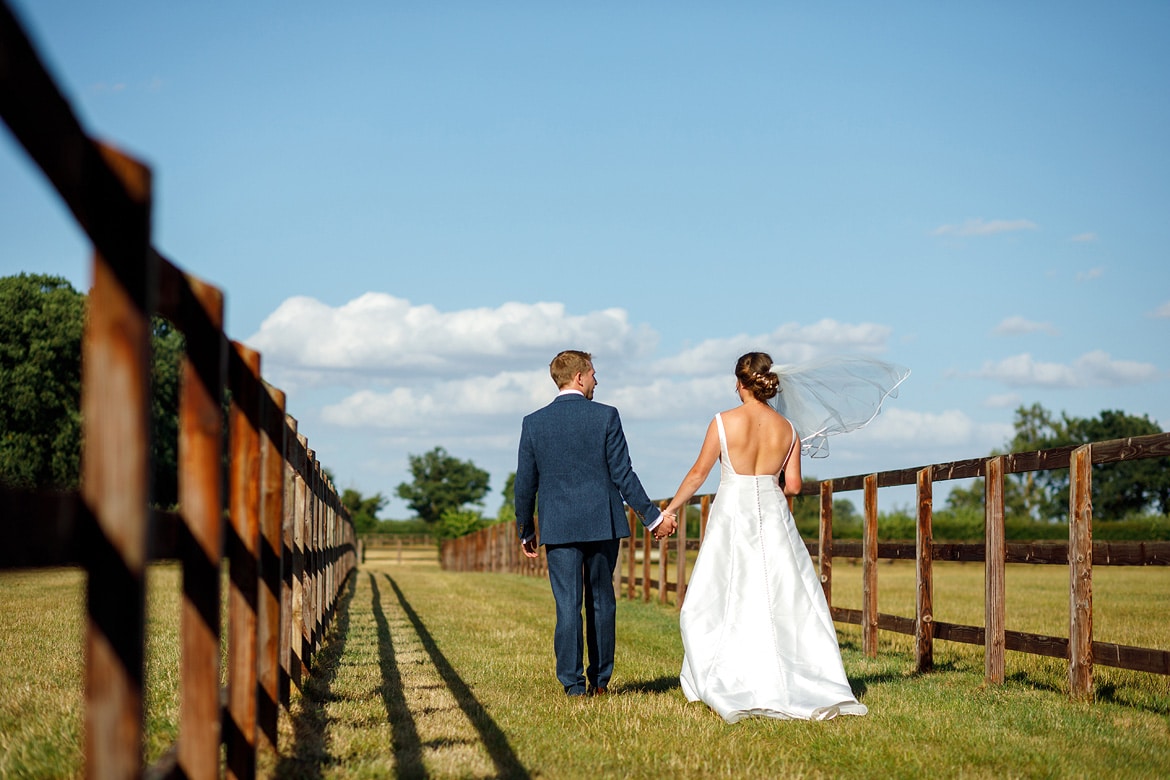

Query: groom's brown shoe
[587,685,608,697]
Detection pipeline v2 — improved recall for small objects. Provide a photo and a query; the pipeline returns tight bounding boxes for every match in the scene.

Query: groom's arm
[514,421,539,544]
[603,407,663,530]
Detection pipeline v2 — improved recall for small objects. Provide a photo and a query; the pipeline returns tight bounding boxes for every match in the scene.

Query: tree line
[788,403,1170,543]
[0,273,512,536]
[4,272,1165,541]
[1,273,184,504]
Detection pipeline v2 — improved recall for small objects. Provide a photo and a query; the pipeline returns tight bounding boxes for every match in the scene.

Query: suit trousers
[545,539,621,695]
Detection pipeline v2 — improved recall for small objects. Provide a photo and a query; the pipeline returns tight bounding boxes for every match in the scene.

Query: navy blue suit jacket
[514,393,659,546]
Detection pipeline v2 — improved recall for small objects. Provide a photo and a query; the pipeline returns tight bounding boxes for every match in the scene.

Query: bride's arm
[664,419,721,516]
[781,432,803,497]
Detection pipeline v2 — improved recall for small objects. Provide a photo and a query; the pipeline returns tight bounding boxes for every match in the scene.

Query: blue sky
[3,1,1167,518]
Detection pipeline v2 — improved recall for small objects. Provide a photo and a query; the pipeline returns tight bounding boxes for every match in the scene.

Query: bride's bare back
[718,403,794,476]
[664,398,803,518]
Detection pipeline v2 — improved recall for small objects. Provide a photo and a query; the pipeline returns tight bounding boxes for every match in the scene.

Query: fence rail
[0,4,357,777]
[440,427,1170,701]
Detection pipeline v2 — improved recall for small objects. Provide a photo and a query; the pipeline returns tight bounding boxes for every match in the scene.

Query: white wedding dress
[679,413,868,723]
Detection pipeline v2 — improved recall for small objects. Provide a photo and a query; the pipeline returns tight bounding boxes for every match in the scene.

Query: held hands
[653,511,679,541]
[521,537,539,558]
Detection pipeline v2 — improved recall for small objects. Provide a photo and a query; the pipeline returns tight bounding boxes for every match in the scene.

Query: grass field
[2,549,1168,778]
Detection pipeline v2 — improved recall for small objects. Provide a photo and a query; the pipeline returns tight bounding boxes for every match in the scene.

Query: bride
[662,352,896,723]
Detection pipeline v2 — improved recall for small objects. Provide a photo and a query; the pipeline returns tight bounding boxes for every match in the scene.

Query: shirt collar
[558,388,584,398]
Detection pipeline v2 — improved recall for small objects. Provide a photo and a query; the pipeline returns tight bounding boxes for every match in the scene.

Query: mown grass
[273,551,1170,779]
[0,564,184,779]
[3,551,1169,778]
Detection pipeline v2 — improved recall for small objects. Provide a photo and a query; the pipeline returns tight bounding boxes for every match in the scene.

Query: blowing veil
[769,356,910,458]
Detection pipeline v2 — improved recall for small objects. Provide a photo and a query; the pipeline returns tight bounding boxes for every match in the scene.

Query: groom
[514,350,677,697]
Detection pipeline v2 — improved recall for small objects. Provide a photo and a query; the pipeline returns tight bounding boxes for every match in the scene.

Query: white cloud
[654,319,894,376]
[322,370,551,429]
[992,315,1059,337]
[305,305,912,501]
[1071,232,1097,243]
[1150,301,1170,319]
[829,408,1014,474]
[932,218,1038,237]
[983,392,1022,409]
[246,293,657,380]
[1075,267,1105,282]
[975,351,1159,388]
[862,407,999,447]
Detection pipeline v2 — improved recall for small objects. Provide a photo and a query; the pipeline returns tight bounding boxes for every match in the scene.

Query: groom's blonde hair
[550,350,593,388]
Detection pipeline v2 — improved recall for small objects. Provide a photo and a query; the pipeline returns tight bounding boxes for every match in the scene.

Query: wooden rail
[0,4,358,777]
[440,423,1170,702]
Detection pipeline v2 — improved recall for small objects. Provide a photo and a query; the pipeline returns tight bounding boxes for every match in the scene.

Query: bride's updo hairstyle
[735,352,780,403]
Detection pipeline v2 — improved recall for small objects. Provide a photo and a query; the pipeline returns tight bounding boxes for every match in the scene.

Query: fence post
[657,503,669,604]
[915,466,934,673]
[226,344,263,780]
[985,456,1006,685]
[862,474,878,658]
[699,494,711,543]
[818,481,834,606]
[177,279,225,780]
[291,431,308,683]
[315,457,326,649]
[488,523,497,572]
[257,387,286,755]
[304,450,318,663]
[280,416,299,704]
[642,522,652,602]
[613,535,623,595]
[1069,444,1094,701]
[675,503,687,609]
[627,508,637,600]
[81,144,155,780]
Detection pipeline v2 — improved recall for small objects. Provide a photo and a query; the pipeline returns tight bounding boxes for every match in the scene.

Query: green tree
[150,316,183,507]
[1,273,183,504]
[498,471,516,523]
[395,446,490,524]
[0,274,84,489]
[341,487,388,535]
[948,403,1169,521]
[1006,402,1062,520]
[1055,409,1168,519]
[435,508,487,540]
[790,484,860,538]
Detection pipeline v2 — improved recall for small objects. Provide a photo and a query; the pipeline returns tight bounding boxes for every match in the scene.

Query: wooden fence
[359,534,436,565]
[440,431,1170,702]
[0,5,358,778]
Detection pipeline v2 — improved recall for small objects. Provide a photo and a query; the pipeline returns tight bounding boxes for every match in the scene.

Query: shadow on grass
[274,570,358,779]
[384,574,532,780]
[1003,669,1170,715]
[369,572,427,779]
[611,675,680,695]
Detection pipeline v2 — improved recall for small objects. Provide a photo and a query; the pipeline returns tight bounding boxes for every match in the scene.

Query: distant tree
[947,404,1169,521]
[790,481,860,537]
[498,471,516,523]
[0,273,183,505]
[1005,403,1061,520]
[150,317,183,507]
[1054,409,1169,519]
[944,479,985,513]
[341,487,388,535]
[395,446,490,524]
[0,274,84,489]
[435,508,487,540]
